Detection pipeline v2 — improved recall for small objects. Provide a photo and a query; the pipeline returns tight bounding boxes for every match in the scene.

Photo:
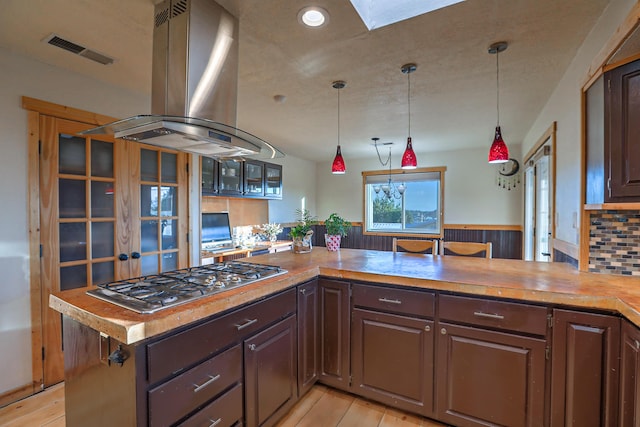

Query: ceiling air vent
[42,33,115,65]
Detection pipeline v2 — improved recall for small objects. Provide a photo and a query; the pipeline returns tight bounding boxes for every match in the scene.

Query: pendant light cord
[337,87,341,145]
[496,49,500,127]
[407,70,411,137]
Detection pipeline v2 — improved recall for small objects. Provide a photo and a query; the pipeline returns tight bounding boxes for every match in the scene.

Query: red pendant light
[487,42,509,164]
[401,64,418,169]
[488,126,509,163]
[331,145,346,174]
[331,80,347,174]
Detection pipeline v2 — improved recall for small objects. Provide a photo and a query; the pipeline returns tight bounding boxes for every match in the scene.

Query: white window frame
[362,166,445,238]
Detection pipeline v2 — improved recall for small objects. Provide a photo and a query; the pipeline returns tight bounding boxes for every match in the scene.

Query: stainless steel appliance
[86,261,287,314]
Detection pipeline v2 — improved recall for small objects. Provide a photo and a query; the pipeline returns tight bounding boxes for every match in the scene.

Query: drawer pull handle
[473,311,505,320]
[209,418,222,427]
[193,374,221,393]
[424,325,431,332]
[236,318,258,330]
[378,297,402,305]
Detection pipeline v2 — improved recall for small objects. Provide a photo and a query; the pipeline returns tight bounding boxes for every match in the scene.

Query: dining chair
[392,238,438,255]
[440,241,493,258]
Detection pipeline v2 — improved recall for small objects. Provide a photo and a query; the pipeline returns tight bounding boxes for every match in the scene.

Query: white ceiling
[0,0,610,162]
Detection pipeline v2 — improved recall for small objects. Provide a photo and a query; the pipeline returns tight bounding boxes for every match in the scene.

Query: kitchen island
[50,249,640,426]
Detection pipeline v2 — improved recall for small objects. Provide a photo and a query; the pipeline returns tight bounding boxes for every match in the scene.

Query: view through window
[363,167,445,236]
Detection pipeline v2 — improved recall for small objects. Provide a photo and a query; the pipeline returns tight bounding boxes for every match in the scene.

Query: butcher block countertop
[50,249,640,345]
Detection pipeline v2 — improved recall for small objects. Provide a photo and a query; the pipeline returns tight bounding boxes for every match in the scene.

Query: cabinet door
[297,279,319,397]
[218,159,243,196]
[201,156,218,195]
[264,163,282,199]
[436,322,547,427]
[243,160,265,198]
[352,308,434,417]
[605,58,640,201]
[244,315,297,427]
[318,278,351,390]
[620,320,640,427]
[550,309,620,427]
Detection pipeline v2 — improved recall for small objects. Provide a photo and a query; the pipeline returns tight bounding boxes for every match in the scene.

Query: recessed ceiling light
[298,7,329,28]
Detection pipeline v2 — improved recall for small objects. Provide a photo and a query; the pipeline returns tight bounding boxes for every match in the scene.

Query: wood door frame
[523,122,557,262]
[22,97,120,393]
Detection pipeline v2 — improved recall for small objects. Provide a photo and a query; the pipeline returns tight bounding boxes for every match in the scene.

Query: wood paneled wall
[279,225,523,259]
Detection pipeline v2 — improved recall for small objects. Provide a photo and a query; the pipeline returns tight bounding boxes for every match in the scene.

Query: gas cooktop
[86,261,287,314]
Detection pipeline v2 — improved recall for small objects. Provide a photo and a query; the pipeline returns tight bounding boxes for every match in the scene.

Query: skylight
[349,0,466,30]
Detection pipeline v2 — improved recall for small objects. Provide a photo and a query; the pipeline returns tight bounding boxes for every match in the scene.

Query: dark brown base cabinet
[351,284,435,417]
[297,279,319,396]
[436,295,549,427]
[550,309,620,427]
[62,275,640,427]
[244,315,297,427]
[620,320,640,426]
[318,278,351,390]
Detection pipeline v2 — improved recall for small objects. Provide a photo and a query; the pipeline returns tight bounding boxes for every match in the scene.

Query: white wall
[267,155,318,223]
[521,0,636,245]
[315,145,523,225]
[0,47,149,395]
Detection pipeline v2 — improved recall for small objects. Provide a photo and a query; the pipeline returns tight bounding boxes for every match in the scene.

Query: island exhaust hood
[81,0,284,159]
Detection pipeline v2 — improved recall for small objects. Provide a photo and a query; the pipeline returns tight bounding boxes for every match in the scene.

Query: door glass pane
[161,219,177,250]
[141,220,159,252]
[59,179,86,218]
[92,261,114,285]
[160,186,177,216]
[161,152,177,183]
[60,265,87,291]
[59,223,87,262]
[219,160,241,192]
[141,149,158,182]
[91,140,113,178]
[245,163,263,195]
[141,255,159,276]
[59,134,86,175]
[91,181,114,218]
[266,165,281,196]
[162,252,178,272]
[91,222,114,259]
[141,185,158,217]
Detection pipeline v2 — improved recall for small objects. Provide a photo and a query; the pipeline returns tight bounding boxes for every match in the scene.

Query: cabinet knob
[300,288,306,295]
[248,344,256,351]
[440,328,447,335]
[424,325,431,332]
[636,340,640,350]
[118,253,129,261]
[131,251,141,259]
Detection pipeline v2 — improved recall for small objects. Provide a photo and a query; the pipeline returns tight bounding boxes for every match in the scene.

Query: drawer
[352,283,435,318]
[439,294,549,336]
[148,345,242,427]
[148,288,296,383]
[177,382,243,427]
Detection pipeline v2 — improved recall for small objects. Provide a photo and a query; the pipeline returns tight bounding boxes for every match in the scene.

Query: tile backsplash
[589,210,640,275]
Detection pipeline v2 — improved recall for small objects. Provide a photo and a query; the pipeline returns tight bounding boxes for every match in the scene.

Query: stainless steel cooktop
[86,261,287,314]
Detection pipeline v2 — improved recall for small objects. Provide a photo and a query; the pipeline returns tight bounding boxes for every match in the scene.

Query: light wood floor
[0,383,448,426]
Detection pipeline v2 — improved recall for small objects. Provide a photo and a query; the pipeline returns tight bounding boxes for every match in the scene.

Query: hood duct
[81,0,284,159]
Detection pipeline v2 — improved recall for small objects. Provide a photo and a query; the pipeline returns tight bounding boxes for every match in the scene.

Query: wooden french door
[39,116,189,386]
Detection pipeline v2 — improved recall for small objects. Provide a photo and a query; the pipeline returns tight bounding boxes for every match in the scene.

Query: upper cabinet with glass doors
[201,158,282,199]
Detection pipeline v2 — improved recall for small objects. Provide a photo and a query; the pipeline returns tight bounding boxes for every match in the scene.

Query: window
[362,167,445,236]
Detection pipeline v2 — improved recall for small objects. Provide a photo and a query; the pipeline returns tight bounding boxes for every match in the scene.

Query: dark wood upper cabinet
[605,58,640,202]
[201,158,282,199]
[243,159,265,198]
[201,156,219,196]
[550,309,620,427]
[218,159,244,196]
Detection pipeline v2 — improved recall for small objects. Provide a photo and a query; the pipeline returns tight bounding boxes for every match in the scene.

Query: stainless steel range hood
[81,0,284,159]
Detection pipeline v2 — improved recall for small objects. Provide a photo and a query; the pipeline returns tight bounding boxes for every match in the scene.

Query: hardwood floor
[0,383,448,427]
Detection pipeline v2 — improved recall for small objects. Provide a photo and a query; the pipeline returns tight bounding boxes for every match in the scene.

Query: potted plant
[289,209,317,253]
[324,212,351,251]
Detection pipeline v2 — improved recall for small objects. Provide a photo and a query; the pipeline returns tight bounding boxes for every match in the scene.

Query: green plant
[324,212,351,237]
[289,209,318,238]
